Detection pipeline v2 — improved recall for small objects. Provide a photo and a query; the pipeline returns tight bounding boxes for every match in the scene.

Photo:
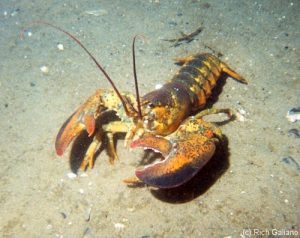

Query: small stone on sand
[40,65,49,74]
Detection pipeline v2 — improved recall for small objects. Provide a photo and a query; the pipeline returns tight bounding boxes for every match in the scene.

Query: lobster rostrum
[39,23,247,188]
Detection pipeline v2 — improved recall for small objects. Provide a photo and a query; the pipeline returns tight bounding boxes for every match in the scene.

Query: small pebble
[80,173,88,177]
[85,207,92,222]
[85,9,108,16]
[67,172,77,179]
[10,9,19,17]
[79,188,84,194]
[127,207,135,212]
[57,43,64,51]
[40,65,49,74]
[281,156,300,171]
[288,128,300,138]
[155,83,163,90]
[83,227,91,237]
[60,212,67,219]
[236,111,246,122]
[286,107,300,122]
[46,224,53,230]
[238,108,246,115]
[114,223,125,231]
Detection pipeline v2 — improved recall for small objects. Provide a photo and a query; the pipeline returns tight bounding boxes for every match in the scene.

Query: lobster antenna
[132,35,143,120]
[21,21,133,116]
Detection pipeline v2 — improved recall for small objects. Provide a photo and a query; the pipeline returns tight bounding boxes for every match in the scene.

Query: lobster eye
[147,103,155,108]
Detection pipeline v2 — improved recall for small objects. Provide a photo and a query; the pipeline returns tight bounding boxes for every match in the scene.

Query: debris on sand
[286,107,300,122]
[84,9,108,16]
[40,65,49,75]
[281,156,300,171]
[114,222,125,231]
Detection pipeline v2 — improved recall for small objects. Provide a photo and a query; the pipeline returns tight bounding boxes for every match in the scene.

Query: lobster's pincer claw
[130,135,172,157]
[55,108,96,156]
[130,133,216,188]
[55,90,107,156]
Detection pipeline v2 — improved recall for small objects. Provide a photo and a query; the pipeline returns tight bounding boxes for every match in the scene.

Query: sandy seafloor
[0,0,299,237]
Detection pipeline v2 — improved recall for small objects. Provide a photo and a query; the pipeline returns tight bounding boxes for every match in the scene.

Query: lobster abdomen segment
[173,53,247,111]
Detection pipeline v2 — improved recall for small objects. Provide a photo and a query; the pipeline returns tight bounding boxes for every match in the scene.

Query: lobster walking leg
[103,121,132,163]
[194,108,232,119]
[73,120,132,170]
[81,130,103,170]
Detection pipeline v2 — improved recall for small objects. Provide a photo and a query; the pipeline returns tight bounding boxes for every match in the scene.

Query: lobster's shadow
[149,135,230,203]
[68,131,97,172]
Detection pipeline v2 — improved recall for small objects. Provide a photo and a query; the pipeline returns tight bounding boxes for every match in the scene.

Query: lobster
[32,22,247,188]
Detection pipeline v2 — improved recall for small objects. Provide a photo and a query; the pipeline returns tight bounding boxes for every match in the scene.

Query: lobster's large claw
[55,108,96,156]
[55,90,105,156]
[130,132,216,188]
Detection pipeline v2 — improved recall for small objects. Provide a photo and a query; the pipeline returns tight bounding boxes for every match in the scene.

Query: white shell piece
[40,65,49,74]
[114,222,125,231]
[66,172,77,179]
[57,43,64,51]
[155,83,163,90]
